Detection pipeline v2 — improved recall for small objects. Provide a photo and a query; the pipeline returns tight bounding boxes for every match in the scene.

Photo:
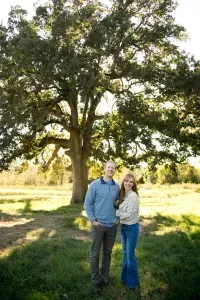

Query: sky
[0,0,199,166]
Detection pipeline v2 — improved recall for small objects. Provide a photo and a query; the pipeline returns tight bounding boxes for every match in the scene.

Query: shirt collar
[100,176,116,185]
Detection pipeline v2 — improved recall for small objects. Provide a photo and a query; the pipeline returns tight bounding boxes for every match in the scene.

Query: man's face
[104,162,116,178]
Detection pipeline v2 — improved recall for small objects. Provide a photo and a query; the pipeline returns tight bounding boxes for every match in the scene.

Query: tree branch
[42,145,60,172]
[39,137,70,149]
[43,119,70,131]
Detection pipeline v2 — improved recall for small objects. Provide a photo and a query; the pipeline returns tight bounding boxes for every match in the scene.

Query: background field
[0,184,200,300]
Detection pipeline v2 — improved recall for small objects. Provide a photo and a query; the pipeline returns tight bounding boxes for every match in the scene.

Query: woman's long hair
[119,173,138,205]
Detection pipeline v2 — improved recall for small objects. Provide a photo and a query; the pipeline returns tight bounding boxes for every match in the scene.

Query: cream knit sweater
[116,191,139,225]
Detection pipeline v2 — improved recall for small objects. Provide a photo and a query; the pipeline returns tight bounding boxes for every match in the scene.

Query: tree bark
[70,156,88,204]
[69,130,89,204]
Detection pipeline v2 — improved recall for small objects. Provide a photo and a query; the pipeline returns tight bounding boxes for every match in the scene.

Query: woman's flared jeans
[120,223,139,288]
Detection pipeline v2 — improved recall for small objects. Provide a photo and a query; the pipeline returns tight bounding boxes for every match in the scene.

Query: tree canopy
[0,0,199,203]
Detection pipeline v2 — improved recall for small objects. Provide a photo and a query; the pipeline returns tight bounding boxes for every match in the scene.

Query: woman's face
[123,177,134,192]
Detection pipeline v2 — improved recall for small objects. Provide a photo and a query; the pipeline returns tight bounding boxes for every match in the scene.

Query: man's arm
[84,183,96,222]
[84,182,104,226]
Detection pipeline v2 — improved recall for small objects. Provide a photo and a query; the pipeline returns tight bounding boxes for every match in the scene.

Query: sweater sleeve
[116,193,139,219]
[84,183,96,222]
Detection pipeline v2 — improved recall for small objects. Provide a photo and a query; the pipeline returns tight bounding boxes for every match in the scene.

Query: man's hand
[92,220,104,226]
[115,219,120,225]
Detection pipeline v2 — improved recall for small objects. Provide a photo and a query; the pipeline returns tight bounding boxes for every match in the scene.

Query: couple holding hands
[84,161,140,295]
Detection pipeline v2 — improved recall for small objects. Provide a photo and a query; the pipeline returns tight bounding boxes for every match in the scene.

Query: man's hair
[104,160,117,168]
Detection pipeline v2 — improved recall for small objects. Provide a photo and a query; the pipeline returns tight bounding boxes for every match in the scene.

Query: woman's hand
[115,200,119,206]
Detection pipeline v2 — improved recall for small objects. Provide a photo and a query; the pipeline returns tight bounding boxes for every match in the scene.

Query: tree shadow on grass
[134,214,200,300]
[0,236,92,300]
[22,199,32,213]
[1,204,200,300]
[0,232,140,300]
[0,200,93,299]
[0,201,88,254]
[140,212,199,235]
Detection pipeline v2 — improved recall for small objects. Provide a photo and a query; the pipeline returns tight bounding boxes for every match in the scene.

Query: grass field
[0,184,200,300]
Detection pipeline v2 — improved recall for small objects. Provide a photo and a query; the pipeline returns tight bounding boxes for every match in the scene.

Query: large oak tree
[0,0,199,203]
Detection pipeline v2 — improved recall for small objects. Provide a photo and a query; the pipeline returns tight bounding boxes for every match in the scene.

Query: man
[84,161,120,294]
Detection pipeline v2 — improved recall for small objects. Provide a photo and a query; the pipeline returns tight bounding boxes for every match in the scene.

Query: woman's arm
[116,193,139,219]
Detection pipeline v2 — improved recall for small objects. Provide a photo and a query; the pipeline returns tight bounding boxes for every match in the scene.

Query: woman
[116,173,140,289]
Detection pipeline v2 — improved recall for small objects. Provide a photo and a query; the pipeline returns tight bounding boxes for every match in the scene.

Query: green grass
[0,184,200,299]
[139,214,200,295]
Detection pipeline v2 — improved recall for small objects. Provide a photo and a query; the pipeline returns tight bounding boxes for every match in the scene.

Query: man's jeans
[90,224,117,284]
[120,223,139,288]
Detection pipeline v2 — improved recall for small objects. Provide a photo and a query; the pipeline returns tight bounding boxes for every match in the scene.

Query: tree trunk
[70,155,88,204]
[69,128,89,204]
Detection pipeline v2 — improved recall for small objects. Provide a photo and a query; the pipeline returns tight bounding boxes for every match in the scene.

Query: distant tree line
[146,164,200,184]
[0,161,200,186]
